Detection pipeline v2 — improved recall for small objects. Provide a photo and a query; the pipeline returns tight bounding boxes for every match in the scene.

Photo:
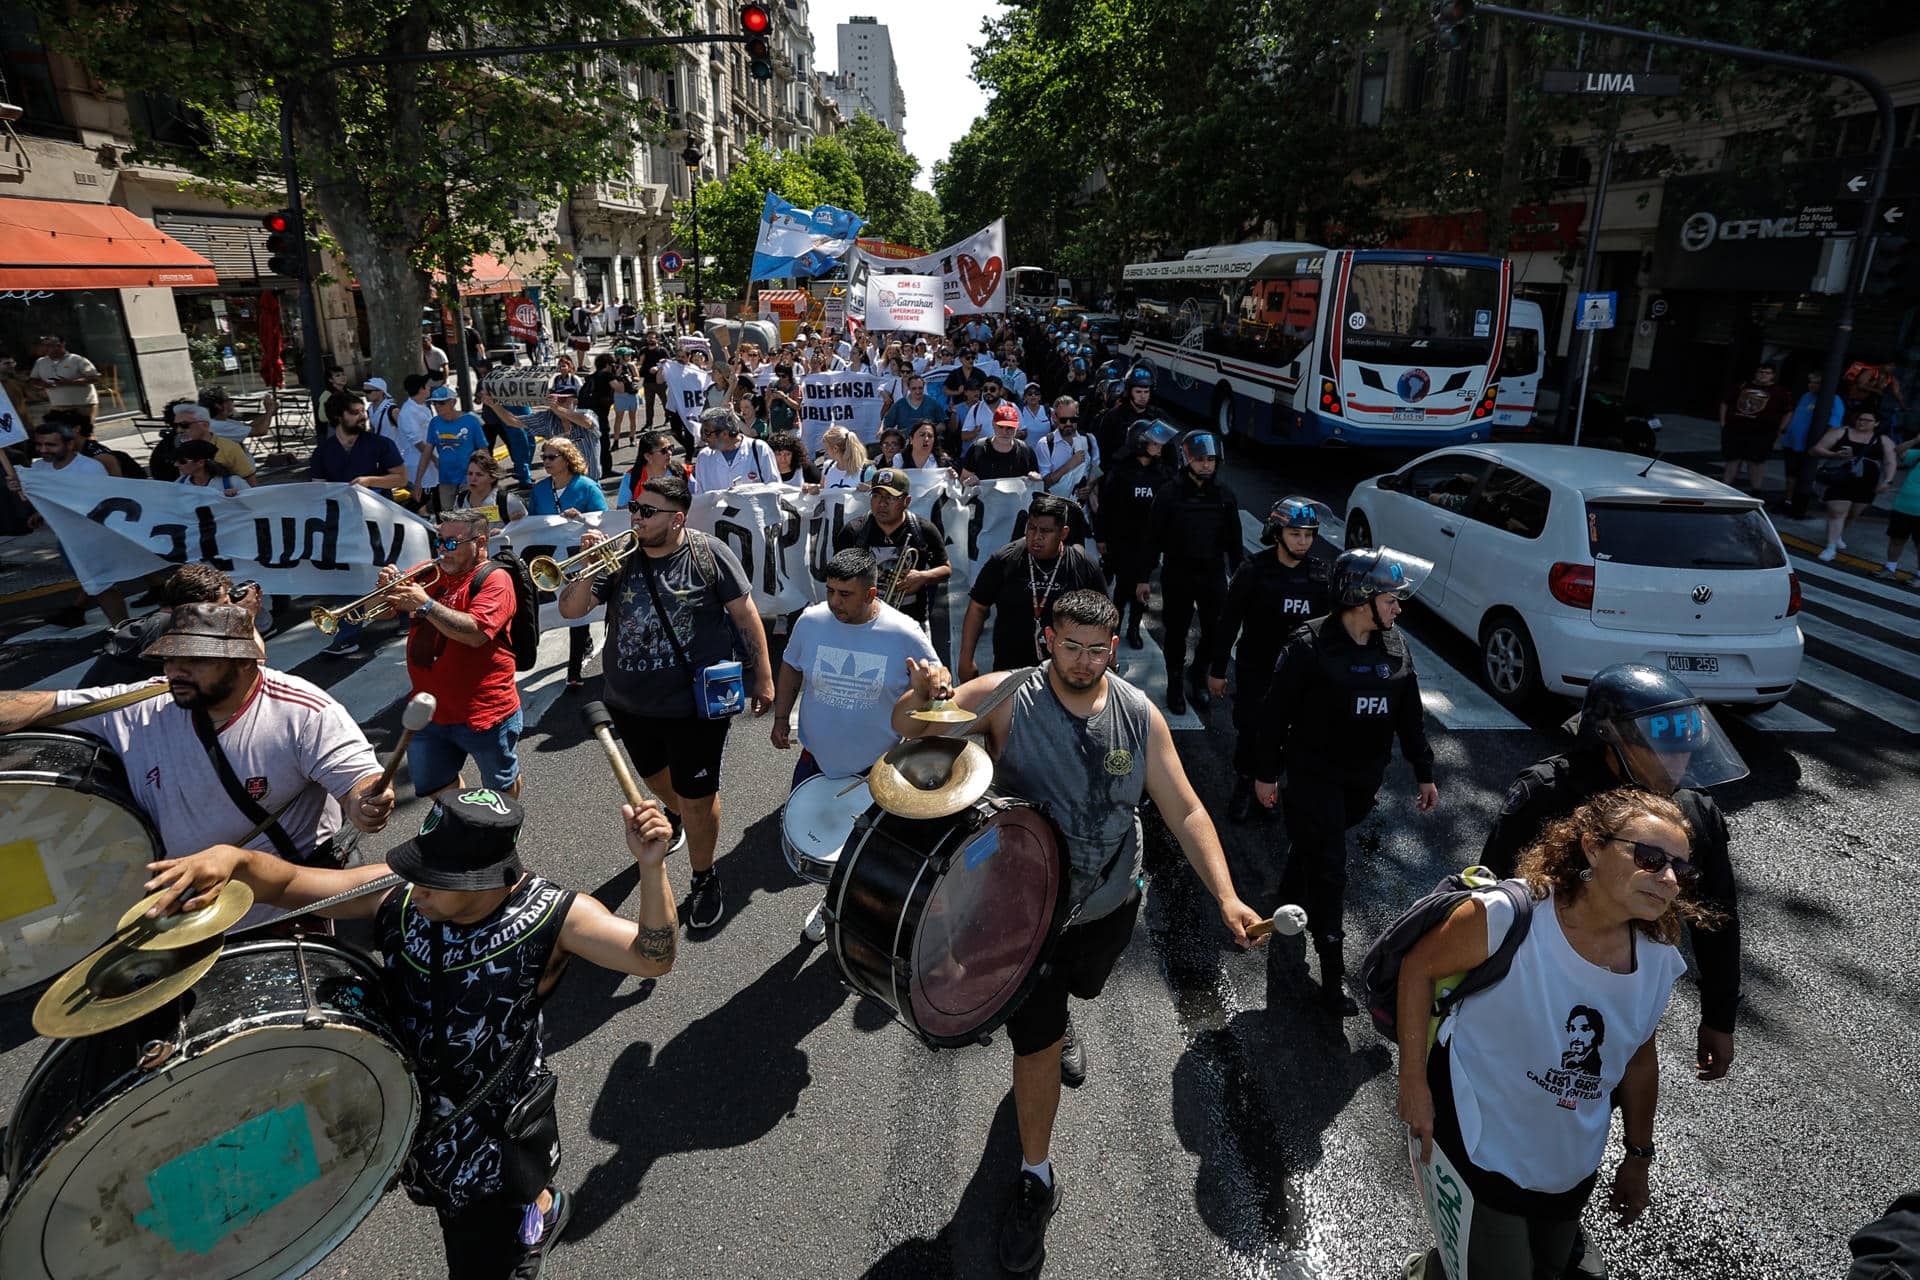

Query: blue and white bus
[1119,241,1513,448]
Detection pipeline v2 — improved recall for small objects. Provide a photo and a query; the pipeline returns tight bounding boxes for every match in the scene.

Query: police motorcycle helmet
[1330,546,1435,631]
[1570,663,1750,793]
[1177,428,1225,469]
[1126,418,1180,457]
[1262,495,1321,545]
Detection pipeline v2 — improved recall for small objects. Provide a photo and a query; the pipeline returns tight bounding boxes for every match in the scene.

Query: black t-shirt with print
[968,541,1107,670]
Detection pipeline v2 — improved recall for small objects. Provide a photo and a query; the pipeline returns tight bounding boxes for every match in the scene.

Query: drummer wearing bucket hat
[890,588,1266,1274]
[0,602,396,877]
[141,787,682,1279]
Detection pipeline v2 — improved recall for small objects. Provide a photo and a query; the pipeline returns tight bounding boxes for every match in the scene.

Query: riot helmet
[1178,429,1224,469]
[1331,546,1433,630]
[1572,663,1749,793]
[1262,495,1321,544]
[1126,418,1180,457]
[1126,365,1155,392]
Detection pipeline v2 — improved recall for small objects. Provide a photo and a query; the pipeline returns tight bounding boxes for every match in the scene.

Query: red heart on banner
[958,254,1003,309]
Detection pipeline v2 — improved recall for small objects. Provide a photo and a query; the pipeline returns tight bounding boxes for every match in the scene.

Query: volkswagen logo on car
[1692,585,1714,604]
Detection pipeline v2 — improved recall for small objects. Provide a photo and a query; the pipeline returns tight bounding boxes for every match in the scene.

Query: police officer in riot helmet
[1095,364,1155,464]
[1144,429,1243,715]
[1252,546,1439,1014]
[1210,497,1332,822]
[1483,662,1748,1081]
[1097,418,1180,648]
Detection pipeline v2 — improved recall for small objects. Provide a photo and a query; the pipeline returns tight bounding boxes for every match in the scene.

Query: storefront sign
[1653,172,1823,292]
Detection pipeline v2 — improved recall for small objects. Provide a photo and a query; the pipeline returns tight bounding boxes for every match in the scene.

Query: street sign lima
[1541,69,1682,96]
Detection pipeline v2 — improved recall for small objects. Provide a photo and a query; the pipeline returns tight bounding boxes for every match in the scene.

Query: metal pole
[1472,1,1895,434]
[691,169,703,323]
[277,93,327,443]
[1572,333,1597,446]
[1555,123,1616,438]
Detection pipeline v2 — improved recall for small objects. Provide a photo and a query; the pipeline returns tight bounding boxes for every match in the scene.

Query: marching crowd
[1,306,1913,1280]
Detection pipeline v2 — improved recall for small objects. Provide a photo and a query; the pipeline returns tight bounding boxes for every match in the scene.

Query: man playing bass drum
[891,589,1264,1275]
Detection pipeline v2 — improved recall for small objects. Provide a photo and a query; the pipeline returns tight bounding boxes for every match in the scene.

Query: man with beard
[959,494,1107,682]
[311,391,407,491]
[0,604,395,873]
[1252,547,1440,1015]
[891,589,1263,1273]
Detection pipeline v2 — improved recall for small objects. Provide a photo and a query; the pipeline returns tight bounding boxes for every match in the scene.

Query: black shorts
[1005,891,1142,1056]
[1889,509,1918,541]
[607,706,731,800]
[1721,425,1774,463]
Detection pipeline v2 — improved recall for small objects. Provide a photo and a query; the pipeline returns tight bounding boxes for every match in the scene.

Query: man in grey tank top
[891,588,1266,1274]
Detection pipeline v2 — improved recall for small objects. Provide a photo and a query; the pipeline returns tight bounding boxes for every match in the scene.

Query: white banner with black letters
[796,371,883,454]
[660,360,714,425]
[19,472,436,596]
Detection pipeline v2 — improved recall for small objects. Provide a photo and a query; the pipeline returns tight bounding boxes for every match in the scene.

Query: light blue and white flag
[750,193,864,281]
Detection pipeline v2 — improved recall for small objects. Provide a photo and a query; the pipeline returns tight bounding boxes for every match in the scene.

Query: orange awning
[437,253,529,296]
[0,198,218,290]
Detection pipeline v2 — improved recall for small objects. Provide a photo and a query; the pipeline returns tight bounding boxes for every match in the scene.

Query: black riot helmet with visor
[1331,545,1433,630]
[1126,418,1179,457]
[1262,495,1321,544]
[1178,429,1224,470]
[1572,663,1749,793]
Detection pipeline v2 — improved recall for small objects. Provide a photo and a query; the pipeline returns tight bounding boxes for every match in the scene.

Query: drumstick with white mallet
[375,692,438,798]
[1245,904,1310,940]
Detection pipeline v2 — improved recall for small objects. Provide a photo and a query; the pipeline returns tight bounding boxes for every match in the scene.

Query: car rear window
[1586,503,1786,569]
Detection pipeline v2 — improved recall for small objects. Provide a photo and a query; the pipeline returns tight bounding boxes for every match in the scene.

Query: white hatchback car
[1343,444,1804,708]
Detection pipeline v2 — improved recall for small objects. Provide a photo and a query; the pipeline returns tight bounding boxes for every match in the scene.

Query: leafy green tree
[30,0,679,384]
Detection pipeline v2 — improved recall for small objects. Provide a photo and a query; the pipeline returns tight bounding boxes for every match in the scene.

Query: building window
[126,91,211,152]
[1404,43,1438,112]
[1357,51,1389,127]
[1,10,75,140]
[3,290,147,418]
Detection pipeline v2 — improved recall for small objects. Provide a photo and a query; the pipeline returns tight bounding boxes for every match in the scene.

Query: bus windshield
[1342,262,1500,362]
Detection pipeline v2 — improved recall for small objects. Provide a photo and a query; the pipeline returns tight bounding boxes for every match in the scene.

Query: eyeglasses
[648,445,671,456]
[1052,636,1113,659]
[627,502,672,518]
[1056,414,1078,422]
[540,451,561,460]
[1606,837,1701,889]
[227,580,258,602]
[436,533,482,552]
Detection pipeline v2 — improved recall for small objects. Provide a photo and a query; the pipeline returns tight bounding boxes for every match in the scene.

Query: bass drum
[1,938,419,1280]
[826,792,1068,1049]
[0,731,164,996]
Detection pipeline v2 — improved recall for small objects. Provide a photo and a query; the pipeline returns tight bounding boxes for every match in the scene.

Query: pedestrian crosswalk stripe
[1797,613,1916,676]
[1742,703,1834,734]
[1788,552,1920,608]
[1797,582,1920,641]
[1794,655,1920,734]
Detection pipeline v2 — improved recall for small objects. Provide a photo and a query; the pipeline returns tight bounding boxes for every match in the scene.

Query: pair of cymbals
[908,696,975,725]
[868,737,994,820]
[31,881,253,1039]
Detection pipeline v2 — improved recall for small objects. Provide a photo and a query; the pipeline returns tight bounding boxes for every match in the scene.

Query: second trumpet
[311,562,440,634]
[529,530,642,591]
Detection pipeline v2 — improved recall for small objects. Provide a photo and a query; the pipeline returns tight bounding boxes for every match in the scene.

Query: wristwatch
[412,598,436,620]
[1622,1140,1656,1161]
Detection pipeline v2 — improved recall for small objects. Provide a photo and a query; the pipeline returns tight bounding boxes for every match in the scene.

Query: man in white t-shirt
[691,404,779,492]
[1036,406,1100,499]
[30,334,100,418]
[200,386,276,444]
[0,604,394,872]
[771,545,936,940]
[364,376,403,449]
[16,418,131,626]
[396,373,439,502]
[422,335,450,375]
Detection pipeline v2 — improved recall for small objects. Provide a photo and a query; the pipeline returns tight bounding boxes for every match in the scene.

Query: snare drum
[1,937,419,1280]
[781,773,873,884]
[0,731,164,996]
[826,792,1068,1049]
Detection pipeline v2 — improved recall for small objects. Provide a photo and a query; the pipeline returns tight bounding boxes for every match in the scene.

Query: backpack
[473,553,541,671]
[1356,866,1535,1049]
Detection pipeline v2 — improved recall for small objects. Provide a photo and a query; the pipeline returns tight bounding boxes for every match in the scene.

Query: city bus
[1010,266,1061,311]
[1118,241,1513,447]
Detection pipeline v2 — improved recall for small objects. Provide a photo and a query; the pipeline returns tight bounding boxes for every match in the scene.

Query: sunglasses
[1606,837,1702,889]
[540,451,561,460]
[627,502,674,518]
[1056,414,1078,422]
[228,580,259,602]
[436,533,481,552]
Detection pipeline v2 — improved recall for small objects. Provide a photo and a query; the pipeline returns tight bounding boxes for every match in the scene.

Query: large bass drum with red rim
[825,792,1068,1049]
[0,730,164,996]
[1,937,418,1279]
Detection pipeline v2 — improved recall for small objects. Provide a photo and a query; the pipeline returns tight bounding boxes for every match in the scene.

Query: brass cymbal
[868,737,994,820]
[34,934,222,1039]
[114,879,254,950]
[908,696,976,725]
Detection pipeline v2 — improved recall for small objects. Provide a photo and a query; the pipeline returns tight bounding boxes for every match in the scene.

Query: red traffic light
[739,4,771,35]
[261,210,292,234]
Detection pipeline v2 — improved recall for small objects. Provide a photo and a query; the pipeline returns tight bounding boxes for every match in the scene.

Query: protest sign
[797,371,883,454]
[864,274,945,336]
[480,364,565,410]
[1408,1130,1475,1280]
[506,295,541,343]
[19,473,436,596]
[848,219,1009,323]
[661,359,715,425]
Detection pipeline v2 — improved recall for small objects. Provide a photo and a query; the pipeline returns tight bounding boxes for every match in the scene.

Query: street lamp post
[681,140,704,327]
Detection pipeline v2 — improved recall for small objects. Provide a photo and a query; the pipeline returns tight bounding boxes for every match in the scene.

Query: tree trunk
[1486,20,1531,255]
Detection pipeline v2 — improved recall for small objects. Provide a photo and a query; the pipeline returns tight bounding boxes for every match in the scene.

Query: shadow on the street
[858,1091,1022,1279]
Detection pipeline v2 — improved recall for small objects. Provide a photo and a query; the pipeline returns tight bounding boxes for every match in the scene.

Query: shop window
[173,289,307,397]
[0,290,146,418]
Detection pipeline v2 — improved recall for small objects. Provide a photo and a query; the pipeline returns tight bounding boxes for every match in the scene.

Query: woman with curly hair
[1395,788,1719,1279]
[528,435,607,689]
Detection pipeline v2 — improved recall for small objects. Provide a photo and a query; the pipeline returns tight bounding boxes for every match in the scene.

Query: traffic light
[740,4,773,82]
[1432,0,1474,50]
[1865,233,1910,298]
[262,209,307,279]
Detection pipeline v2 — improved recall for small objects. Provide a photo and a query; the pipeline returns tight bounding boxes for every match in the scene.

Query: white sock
[1020,1157,1053,1187]
[1887,562,1900,572]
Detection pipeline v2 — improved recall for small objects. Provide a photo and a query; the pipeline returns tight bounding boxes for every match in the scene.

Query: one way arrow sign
[1885,204,1907,226]
[1845,172,1869,195]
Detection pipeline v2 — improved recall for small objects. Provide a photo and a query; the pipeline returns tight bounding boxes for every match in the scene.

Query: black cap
[388,788,526,891]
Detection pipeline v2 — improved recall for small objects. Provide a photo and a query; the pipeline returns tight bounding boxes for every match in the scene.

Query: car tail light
[1548,562,1595,609]
[1320,378,1341,416]
[1787,570,1802,616]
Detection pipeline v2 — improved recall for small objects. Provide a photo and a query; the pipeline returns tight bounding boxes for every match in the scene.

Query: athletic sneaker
[1818,544,1839,563]
[684,870,725,931]
[1060,1014,1088,1088]
[514,1188,572,1279]
[666,810,688,855]
[1873,566,1905,582]
[802,901,828,944]
[321,637,362,657]
[997,1168,1062,1273]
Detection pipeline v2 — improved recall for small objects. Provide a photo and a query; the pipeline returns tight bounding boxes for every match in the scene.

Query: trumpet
[528,529,642,592]
[311,562,441,634]
[881,545,920,606]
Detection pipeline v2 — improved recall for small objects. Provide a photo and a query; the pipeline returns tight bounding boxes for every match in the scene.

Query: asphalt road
[1,436,1915,1279]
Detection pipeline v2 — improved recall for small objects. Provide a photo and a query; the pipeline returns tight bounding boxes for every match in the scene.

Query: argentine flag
[750,192,865,281]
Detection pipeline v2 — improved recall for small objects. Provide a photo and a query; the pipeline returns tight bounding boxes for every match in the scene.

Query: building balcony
[570,179,669,218]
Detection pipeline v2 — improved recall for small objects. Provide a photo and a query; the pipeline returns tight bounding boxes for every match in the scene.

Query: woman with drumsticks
[889,588,1266,1275]
[141,787,680,1280]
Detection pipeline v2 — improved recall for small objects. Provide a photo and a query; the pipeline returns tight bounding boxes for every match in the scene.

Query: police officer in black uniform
[1146,429,1242,715]
[1482,663,1748,1081]
[1209,497,1331,822]
[1095,364,1155,463]
[1254,546,1439,1014]
[1096,418,1178,648]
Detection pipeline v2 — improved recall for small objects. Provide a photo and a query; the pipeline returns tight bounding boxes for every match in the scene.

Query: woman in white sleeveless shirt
[1395,789,1719,1278]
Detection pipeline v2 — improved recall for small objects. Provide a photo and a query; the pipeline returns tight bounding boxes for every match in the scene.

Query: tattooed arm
[558,800,679,978]
[0,689,58,733]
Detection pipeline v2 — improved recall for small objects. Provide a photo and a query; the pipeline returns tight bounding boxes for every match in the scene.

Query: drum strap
[27,680,170,728]
[191,707,304,863]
